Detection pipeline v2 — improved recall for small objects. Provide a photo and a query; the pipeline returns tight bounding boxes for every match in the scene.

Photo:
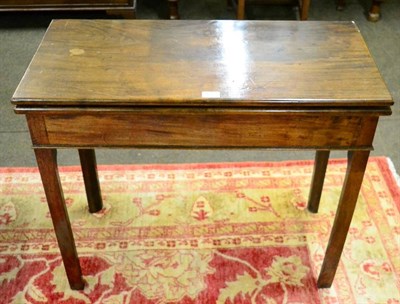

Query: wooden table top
[12,20,392,108]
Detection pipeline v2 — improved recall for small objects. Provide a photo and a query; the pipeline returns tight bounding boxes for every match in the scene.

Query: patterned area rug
[0,157,399,303]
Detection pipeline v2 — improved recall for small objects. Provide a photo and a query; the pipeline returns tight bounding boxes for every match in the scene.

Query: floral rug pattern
[0,157,399,303]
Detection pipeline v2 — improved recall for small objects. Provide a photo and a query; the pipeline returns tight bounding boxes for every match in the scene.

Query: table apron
[26,111,379,149]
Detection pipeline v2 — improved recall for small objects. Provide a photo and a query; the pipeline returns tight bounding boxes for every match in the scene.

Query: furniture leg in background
[337,0,383,21]
[168,0,179,19]
[236,0,310,20]
[368,0,383,22]
[299,0,310,20]
[336,0,345,11]
[237,0,246,19]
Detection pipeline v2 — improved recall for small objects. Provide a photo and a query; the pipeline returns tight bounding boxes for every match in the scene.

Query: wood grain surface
[24,110,379,149]
[12,20,392,108]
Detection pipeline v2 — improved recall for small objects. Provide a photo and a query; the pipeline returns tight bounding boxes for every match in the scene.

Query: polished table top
[12,20,392,109]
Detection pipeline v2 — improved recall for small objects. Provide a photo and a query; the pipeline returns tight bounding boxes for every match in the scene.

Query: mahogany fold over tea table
[11,20,393,290]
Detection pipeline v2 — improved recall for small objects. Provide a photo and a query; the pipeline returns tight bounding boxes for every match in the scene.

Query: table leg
[336,0,345,10]
[34,149,85,290]
[308,150,330,213]
[299,0,310,20]
[167,0,179,19]
[368,0,383,22]
[78,149,103,213]
[237,0,245,19]
[317,150,370,288]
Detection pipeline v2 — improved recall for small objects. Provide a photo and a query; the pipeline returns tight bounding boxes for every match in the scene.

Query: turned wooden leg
[237,0,245,19]
[299,0,311,20]
[308,150,330,213]
[368,0,383,22]
[79,149,103,213]
[168,0,179,19]
[317,150,370,288]
[34,149,85,290]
